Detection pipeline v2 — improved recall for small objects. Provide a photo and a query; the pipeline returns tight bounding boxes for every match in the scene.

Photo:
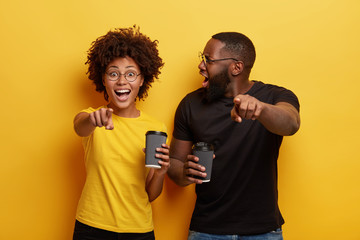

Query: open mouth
[114,89,131,101]
[200,71,209,88]
[202,77,209,88]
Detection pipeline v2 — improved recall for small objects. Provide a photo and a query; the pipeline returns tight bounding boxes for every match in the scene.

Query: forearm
[258,102,300,136]
[73,112,96,137]
[146,171,166,202]
[167,158,191,187]
[167,137,193,186]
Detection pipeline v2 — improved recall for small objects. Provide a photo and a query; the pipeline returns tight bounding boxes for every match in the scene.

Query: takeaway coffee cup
[192,142,214,182]
[145,131,167,168]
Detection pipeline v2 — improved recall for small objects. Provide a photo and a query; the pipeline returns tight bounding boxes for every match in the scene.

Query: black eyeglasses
[199,52,239,66]
[105,69,141,82]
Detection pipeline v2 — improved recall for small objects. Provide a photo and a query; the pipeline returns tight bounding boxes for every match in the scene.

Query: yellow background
[1,0,359,239]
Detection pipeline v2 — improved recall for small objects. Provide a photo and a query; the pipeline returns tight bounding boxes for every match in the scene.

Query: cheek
[135,84,142,94]
[129,81,143,94]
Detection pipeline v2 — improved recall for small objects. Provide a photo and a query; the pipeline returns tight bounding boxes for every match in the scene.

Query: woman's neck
[107,103,140,118]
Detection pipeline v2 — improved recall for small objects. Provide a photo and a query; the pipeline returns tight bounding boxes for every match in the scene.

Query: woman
[73,26,168,240]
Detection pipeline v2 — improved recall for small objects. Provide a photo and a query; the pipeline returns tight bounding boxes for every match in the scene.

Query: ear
[230,61,244,76]
[139,76,144,87]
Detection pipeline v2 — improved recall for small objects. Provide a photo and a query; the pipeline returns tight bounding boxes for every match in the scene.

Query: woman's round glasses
[105,70,141,82]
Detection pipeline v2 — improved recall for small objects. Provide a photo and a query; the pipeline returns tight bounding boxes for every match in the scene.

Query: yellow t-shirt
[76,106,167,233]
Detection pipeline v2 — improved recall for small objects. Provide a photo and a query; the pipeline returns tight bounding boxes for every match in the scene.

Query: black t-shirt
[173,81,300,235]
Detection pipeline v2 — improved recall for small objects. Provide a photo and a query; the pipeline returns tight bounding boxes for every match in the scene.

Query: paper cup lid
[193,142,214,151]
[146,131,167,137]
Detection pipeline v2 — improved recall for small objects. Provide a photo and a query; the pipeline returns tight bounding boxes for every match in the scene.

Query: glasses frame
[199,52,239,66]
[105,69,141,82]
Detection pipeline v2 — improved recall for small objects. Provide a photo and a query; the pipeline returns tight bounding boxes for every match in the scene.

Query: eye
[108,71,119,77]
[126,71,136,77]
[205,56,213,63]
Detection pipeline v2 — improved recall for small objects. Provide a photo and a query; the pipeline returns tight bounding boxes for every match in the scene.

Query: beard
[204,69,231,103]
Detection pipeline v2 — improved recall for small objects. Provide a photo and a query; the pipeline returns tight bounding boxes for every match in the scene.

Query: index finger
[105,108,114,130]
[106,108,113,118]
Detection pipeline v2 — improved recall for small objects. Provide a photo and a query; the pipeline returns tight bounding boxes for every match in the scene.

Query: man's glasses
[105,70,141,82]
[199,52,239,66]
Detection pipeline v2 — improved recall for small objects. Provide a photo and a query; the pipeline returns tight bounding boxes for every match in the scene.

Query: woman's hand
[89,108,114,130]
[154,143,170,175]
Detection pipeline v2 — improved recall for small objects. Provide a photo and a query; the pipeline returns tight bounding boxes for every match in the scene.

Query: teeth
[115,89,130,93]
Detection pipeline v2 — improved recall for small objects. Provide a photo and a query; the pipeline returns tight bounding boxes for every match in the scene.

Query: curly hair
[85,25,164,101]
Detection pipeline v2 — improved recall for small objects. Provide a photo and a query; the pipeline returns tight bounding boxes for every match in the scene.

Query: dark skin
[74,56,170,201]
[168,38,300,186]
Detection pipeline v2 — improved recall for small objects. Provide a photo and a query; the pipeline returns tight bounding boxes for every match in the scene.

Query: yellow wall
[1,0,359,239]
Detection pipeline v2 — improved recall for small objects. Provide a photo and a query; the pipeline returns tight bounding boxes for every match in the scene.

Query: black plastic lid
[192,142,214,151]
[146,131,167,137]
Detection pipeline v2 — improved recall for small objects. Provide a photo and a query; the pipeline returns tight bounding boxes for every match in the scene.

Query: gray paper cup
[145,131,167,168]
[192,142,214,182]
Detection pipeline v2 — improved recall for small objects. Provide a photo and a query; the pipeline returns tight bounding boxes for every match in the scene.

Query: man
[167,32,300,240]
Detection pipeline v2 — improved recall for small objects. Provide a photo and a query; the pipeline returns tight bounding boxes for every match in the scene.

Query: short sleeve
[273,87,300,112]
[173,96,193,141]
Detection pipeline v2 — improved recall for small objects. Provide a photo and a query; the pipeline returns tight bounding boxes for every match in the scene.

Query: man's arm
[168,137,206,186]
[257,102,300,136]
[231,94,300,136]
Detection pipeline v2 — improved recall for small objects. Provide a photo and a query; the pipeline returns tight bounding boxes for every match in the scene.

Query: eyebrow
[107,65,137,69]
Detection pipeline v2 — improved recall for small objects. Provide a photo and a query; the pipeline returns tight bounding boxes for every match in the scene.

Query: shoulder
[80,105,107,113]
[251,81,297,96]
[139,111,167,132]
[252,81,299,110]
[252,81,289,91]
[178,88,205,106]
[182,88,204,100]
[140,111,162,122]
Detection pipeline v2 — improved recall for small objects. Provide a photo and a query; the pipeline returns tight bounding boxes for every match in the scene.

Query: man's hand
[231,94,264,122]
[183,154,207,184]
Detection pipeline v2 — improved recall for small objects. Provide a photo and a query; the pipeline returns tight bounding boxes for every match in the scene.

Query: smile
[114,89,131,101]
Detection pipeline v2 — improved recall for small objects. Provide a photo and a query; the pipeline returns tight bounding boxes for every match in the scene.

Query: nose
[198,60,206,71]
[116,74,127,84]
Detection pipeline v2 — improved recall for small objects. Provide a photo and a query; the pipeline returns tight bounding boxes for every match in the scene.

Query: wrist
[153,169,166,178]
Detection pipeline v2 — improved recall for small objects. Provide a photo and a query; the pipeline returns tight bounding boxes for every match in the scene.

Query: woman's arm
[145,144,170,202]
[73,108,114,137]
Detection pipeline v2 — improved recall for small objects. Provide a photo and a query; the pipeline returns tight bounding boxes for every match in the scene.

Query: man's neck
[226,79,254,97]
